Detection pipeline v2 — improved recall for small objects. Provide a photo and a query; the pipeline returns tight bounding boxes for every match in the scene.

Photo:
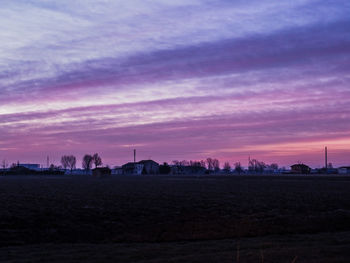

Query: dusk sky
[0,0,349,168]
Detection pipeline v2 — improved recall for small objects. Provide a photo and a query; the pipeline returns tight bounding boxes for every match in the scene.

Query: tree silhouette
[206,158,214,171]
[206,158,220,172]
[248,159,266,174]
[82,154,93,172]
[268,163,278,171]
[223,162,231,173]
[92,153,102,168]
[1,159,8,169]
[61,156,69,170]
[68,155,76,172]
[213,159,220,172]
[189,160,206,168]
[61,155,76,172]
[234,162,243,175]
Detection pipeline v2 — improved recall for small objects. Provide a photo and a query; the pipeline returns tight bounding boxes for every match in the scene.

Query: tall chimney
[325,147,328,170]
[134,149,136,164]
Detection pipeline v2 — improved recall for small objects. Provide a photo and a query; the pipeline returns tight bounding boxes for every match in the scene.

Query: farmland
[0,175,350,262]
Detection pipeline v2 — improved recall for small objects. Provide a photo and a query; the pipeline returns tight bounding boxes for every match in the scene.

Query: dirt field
[0,175,349,262]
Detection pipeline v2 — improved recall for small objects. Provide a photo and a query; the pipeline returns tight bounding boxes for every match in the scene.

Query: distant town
[1,148,350,176]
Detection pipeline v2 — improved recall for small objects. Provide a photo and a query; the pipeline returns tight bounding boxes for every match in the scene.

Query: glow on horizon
[0,0,350,168]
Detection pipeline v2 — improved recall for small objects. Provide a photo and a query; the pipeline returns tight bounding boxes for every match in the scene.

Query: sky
[0,0,349,168]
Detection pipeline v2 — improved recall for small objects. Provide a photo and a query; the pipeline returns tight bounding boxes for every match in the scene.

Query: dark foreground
[0,175,349,262]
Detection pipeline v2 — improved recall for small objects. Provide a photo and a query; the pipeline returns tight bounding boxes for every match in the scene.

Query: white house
[122,162,144,175]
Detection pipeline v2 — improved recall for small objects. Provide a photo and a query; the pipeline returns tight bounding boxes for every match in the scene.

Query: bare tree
[213,159,220,172]
[82,154,93,172]
[1,159,8,169]
[61,155,76,172]
[268,163,278,171]
[92,153,102,168]
[188,160,207,168]
[234,162,243,175]
[179,160,189,166]
[172,160,180,166]
[223,162,231,173]
[61,156,70,170]
[258,161,266,173]
[206,158,220,172]
[206,158,214,171]
[190,161,202,167]
[248,159,266,174]
[67,155,76,172]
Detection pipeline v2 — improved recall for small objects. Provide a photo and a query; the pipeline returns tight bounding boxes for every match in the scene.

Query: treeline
[61,153,102,171]
[160,158,280,174]
[157,159,244,175]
